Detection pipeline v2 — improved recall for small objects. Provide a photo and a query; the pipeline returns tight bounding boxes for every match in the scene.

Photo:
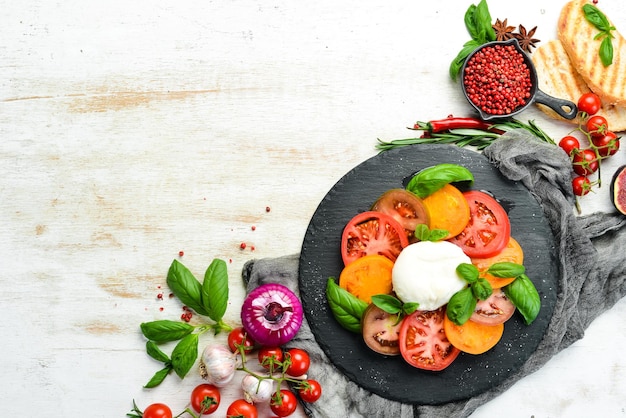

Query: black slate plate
[298,144,558,405]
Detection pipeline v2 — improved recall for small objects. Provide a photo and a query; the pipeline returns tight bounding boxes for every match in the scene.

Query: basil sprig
[449,0,496,80]
[503,274,540,325]
[414,224,449,242]
[405,163,474,199]
[140,258,233,388]
[583,4,615,67]
[326,278,368,333]
[371,294,419,323]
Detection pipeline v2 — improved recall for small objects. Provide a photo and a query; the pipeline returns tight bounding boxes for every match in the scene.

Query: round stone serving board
[298,144,558,405]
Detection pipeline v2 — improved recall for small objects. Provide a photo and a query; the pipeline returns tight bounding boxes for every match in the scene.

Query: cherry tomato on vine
[284,348,310,377]
[577,92,601,115]
[592,131,620,157]
[226,399,258,418]
[572,149,599,176]
[298,379,322,403]
[586,115,609,138]
[227,327,255,353]
[190,384,220,415]
[572,176,591,196]
[558,135,580,156]
[143,403,173,418]
[258,346,284,370]
[270,389,298,417]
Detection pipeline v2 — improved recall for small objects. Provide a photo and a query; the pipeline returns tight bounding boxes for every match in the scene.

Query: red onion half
[241,283,303,346]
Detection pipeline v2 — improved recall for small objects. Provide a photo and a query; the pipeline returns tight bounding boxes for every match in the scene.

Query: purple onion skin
[241,283,303,346]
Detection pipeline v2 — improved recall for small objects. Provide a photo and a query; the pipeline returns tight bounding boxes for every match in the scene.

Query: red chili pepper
[413,117,495,133]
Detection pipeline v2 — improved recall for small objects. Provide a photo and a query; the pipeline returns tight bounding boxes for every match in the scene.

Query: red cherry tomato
[586,115,609,138]
[591,131,620,157]
[270,390,298,417]
[284,348,310,377]
[190,384,220,415]
[572,176,591,196]
[341,211,409,266]
[298,379,322,403]
[227,327,255,353]
[577,92,601,115]
[447,190,511,258]
[558,135,580,156]
[572,149,599,176]
[226,399,258,418]
[258,346,284,370]
[143,403,173,418]
[398,307,460,371]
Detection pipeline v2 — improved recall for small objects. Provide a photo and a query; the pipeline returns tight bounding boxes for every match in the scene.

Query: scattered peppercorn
[240,242,247,250]
[178,250,184,257]
[265,206,271,212]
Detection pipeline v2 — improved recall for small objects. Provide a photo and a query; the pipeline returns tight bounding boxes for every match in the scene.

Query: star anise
[514,25,540,53]
[492,18,516,41]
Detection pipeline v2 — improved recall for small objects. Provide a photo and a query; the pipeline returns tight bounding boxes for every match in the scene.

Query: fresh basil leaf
[406,163,474,198]
[326,278,368,333]
[146,340,171,363]
[371,294,403,314]
[144,365,172,388]
[202,258,229,322]
[471,278,493,300]
[140,320,195,343]
[600,36,614,67]
[474,0,496,42]
[449,40,481,80]
[403,302,419,315]
[414,224,430,242]
[427,229,449,242]
[446,287,476,325]
[167,259,208,316]
[504,274,540,325]
[487,262,525,278]
[583,4,611,32]
[456,263,479,284]
[170,333,199,379]
[464,4,479,40]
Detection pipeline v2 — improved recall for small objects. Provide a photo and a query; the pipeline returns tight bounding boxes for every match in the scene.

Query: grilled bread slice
[533,39,626,131]
[557,0,626,106]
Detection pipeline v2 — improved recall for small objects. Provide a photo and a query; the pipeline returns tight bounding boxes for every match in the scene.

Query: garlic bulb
[241,374,274,403]
[199,344,236,387]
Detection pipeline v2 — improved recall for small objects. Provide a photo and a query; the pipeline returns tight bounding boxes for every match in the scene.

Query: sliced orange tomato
[339,254,394,304]
[443,314,504,355]
[421,183,470,239]
[471,237,524,289]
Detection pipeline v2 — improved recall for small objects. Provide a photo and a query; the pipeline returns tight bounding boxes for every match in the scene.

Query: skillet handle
[534,90,578,120]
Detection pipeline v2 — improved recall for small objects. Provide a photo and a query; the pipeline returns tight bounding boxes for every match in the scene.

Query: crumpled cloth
[242,129,626,418]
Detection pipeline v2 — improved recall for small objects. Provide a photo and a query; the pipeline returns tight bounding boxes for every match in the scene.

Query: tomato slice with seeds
[469,288,516,326]
[371,189,429,240]
[398,307,460,371]
[341,211,409,266]
[448,190,511,258]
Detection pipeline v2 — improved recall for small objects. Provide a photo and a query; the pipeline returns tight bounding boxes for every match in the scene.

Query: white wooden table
[2,1,625,416]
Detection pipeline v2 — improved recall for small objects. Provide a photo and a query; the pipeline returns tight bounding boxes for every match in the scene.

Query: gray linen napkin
[242,129,626,418]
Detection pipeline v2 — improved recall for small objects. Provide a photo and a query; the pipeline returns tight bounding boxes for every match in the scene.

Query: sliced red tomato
[361,304,401,356]
[341,211,409,266]
[448,190,511,258]
[469,288,516,326]
[398,307,460,371]
[371,189,430,239]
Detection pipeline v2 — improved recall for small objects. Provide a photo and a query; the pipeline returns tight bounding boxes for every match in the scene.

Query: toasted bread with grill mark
[533,39,626,131]
[558,0,626,106]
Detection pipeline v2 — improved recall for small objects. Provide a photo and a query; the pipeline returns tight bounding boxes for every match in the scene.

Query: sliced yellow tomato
[443,314,504,355]
[471,237,524,289]
[339,254,394,304]
[422,183,470,239]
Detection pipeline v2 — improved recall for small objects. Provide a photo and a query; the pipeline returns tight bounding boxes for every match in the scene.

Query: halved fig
[611,165,626,216]
[361,304,401,356]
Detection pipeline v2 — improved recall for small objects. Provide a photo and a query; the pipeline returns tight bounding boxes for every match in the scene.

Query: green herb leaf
[406,163,474,198]
[170,333,199,379]
[464,5,479,40]
[582,4,615,67]
[140,320,195,343]
[456,263,479,284]
[403,302,419,315]
[503,274,540,325]
[326,278,368,333]
[583,4,611,32]
[202,258,229,322]
[144,365,172,388]
[414,224,449,242]
[446,287,476,325]
[167,259,208,316]
[146,340,171,363]
[471,277,493,301]
[371,294,403,314]
[449,40,481,80]
[599,35,614,67]
[486,262,525,278]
